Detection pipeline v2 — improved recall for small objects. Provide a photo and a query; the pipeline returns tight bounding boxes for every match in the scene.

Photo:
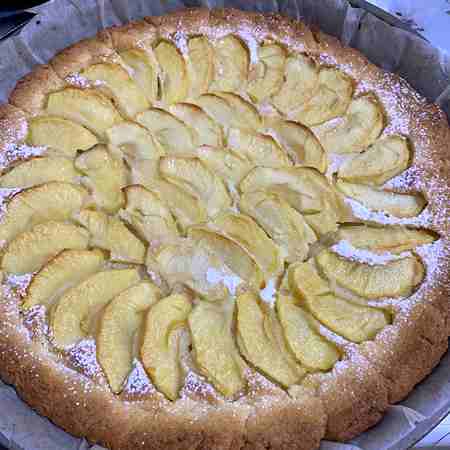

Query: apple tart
[0,7,449,450]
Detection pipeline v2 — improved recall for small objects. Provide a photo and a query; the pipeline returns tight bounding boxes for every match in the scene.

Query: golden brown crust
[0,103,28,151]
[107,20,158,53]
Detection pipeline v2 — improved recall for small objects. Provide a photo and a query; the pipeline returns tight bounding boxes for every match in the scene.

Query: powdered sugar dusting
[124,359,155,396]
[260,279,277,307]
[0,144,46,170]
[65,73,90,88]
[67,339,103,379]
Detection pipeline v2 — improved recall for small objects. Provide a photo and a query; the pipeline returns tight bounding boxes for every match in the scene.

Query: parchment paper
[0,0,449,449]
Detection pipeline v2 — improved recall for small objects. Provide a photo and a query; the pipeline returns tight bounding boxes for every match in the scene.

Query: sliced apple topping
[276,294,340,371]
[316,249,424,299]
[51,268,140,349]
[136,108,195,155]
[194,93,237,130]
[46,88,123,138]
[169,103,223,147]
[75,209,145,264]
[159,156,231,218]
[0,157,78,189]
[75,145,127,213]
[212,213,284,279]
[22,249,105,311]
[236,291,305,387]
[98,281,161,393]
[187,36,214,98]
[189,302,246,397]
[227,128,291,168]
[247,43,287,102]
[81,63,149,117]
[2,221,89,274]
[268,119,326,172]
[141,293,192,400]
[240,191,316,263]
[27,116,98,157]
[288,262,389,343]
[214,92,261,130]
[337,224,436,254]
[0,182,87,247]
[293,67,353,126]
[338,135,410,185]
[210,35,249,92]
[318,94,384,154]
[119,185,178,250]
[337,180,427,218]
[119,48,159,103]
[272,54,318,113]
[154,41,188,104]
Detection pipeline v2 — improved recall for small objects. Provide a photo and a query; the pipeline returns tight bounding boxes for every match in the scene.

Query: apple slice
[227,128,291,168]
[240,190,316,263]
[159,156,231,218]
[141,293,192,400]
[22,249,105,310]
[0,182,87,247]
[316,249,424,299]
[236,291,305,387]
[337,135,410,185]
[210,35,249,92]
[2,221,89,274]
[75,145,128,213]
[247,43,287,102]
[97,281,161,393]
[27,116,98,157]
[51,268,140,349]
[0,157,78,189]
[187,36,214,98]
[318,94,384,154]
[276,294,340,371]
[189,302,246,397]
[337,180,427,217]
[75,209,145,264]
[135,108,195,155]
[154,41,189,104]
[293,67,353,126]
[214,92,261,130]
[46,88,123,138]
[337,224,436,254]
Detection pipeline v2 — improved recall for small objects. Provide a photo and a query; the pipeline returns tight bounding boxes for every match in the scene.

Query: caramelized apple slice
[2,221,89,274]
[141,293,192,400]
[159,156,231,217]
[316,249,424,299]
[169,103,222,147]
[277,294,340,370]
[337,180,426,217]
[0,157,78,188]
[236,291,305,387]
[135,108,195,155]
[46,88,123,138]
[215,92,261,130]
[272,54,318,113]
[187,36,214,98]
[211,35,249,92]
[213,213,284,279]
[22,249,105,310]
[240,190,316,263]
[227,128,291,168]
[338,135,410,185]
[0,182,87,247]
[75,145,128,213]
[319,94,384,154]
[98,281,161,393]
[27,116,98,157]
[337,224,436,254]
[51,268,140,349]
[76,209,145,264]
[293,67,353,126]
[289,262,389,343]
[189,303,246,397]
[154,41,188,104]
[247,43,287,102]
[81,63,149,117]
[269,120,326,172]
